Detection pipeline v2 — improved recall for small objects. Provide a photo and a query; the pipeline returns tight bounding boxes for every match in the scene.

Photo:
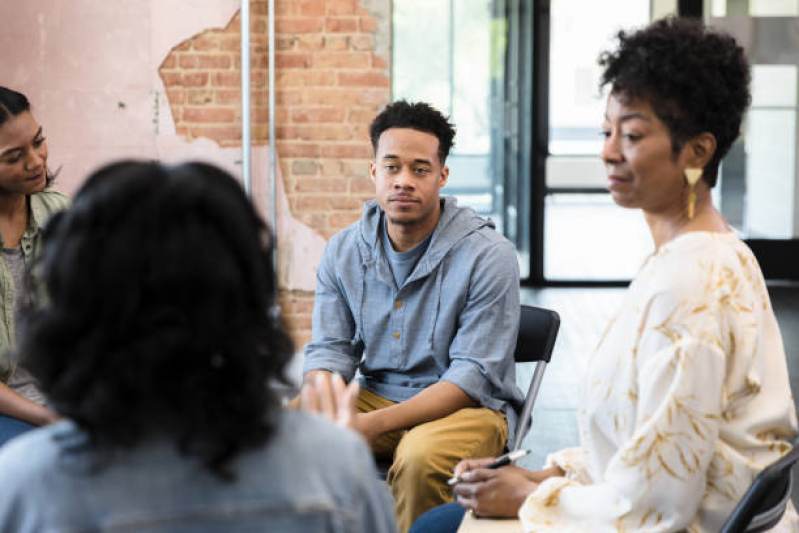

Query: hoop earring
[685,168,703,220]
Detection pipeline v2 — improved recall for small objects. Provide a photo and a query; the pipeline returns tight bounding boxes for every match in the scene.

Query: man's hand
[452,465,538,518]
[300,372,359,430]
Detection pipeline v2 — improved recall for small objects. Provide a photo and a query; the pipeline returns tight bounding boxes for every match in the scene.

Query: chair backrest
[721,444,799,533]
[510,305,560,451]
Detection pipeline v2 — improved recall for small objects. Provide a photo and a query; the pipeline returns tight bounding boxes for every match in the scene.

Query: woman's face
[0,111,48,196]
[601,93,688,213]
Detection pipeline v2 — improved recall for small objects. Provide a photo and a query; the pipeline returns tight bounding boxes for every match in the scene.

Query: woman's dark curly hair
[18,160,293,479]
[369,100,456,164]
[598,16,751,187]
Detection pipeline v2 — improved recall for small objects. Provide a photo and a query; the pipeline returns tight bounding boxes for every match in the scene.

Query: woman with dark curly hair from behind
[0,160,395,532]
[411,16,797,533]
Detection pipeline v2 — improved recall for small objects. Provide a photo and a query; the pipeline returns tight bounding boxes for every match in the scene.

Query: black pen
[447,449,529,486]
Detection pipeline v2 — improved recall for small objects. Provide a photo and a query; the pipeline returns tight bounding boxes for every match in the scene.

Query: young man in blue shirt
[302,101,524,532]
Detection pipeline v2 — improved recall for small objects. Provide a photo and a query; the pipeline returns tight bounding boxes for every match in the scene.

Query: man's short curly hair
[598,16,751,187]
[19,161,293,479]
[369,100,456,164]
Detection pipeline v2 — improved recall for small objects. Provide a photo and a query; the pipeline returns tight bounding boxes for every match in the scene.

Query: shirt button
[395,301,402,308]
[393,332,400,339]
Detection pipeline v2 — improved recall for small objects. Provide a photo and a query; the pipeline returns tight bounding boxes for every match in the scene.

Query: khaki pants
[358,388,508,533]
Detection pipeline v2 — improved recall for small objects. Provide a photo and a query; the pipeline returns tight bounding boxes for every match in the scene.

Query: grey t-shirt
[381,216,433,288]
[2,247,45,405]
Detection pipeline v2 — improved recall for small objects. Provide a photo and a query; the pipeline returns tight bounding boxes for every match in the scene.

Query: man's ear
[369,160,377,185]
[439,166,449,189]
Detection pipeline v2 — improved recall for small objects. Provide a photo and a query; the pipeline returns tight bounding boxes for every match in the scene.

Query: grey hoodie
[304,196,524,444]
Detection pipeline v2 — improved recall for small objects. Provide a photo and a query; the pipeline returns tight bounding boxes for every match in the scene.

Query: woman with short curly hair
[412,17,797,532]
[0,160,395,532]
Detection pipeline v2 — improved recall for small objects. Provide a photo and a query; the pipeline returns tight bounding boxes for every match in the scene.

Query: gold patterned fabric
[519,232,798,532]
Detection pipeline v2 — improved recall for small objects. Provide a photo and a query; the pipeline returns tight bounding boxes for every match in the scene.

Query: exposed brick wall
[158,0,390,348]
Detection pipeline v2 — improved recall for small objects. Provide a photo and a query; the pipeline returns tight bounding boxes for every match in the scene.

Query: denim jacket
[0,412,396,532]
[0,189,69,383]
[304,197,524,445]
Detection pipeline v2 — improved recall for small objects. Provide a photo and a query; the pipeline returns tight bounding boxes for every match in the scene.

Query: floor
[515,284,799,507]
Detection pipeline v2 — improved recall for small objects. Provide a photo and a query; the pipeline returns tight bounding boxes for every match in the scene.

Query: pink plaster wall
[0,0,324,291]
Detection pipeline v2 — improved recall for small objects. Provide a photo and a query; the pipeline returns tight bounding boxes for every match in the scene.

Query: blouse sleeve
[521,277,730,532]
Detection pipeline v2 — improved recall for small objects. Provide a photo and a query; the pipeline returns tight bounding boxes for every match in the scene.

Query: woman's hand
[300,372,359,430]
[452,465,539,518]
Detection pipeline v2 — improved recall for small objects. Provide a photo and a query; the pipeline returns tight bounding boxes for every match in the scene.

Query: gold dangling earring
[684,168,703,220]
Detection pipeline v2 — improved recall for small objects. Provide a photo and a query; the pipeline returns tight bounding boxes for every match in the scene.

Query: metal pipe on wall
[268,0,277,249]
[241,0,252,196]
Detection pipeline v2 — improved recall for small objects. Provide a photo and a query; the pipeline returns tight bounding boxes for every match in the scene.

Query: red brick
[192,34,219,51]
[184,107,236,123]
[165,89,185,105]
[294,177,347,193]
[296,195,329,210]
[277,17,324,33]
[351,177,375,193]
[276,52,313,68]
[329,212,361,227]
[321,144,371,158]
[184,73,210,87]
[321,160,343,175]
[326,17,358,32]
[347,107,379,123]
[291,159,319,175]
[357,89,389,106]
[250,18,267,33]
[160,72,183,86]
[198,54,232,69]
[297,0,325,16]
[338,72,389,87]
[251,2,268,15]
[276,141,321,158]
[187,90,215,105]
[276,70,336,87]
[276,90,303,105]
[360,17,377,33]
[314,51,370,68]
[296,35,325,51]
[303,89,360,106]
[327,0,358,15]
[328,196,361,210]
[190,125,242,141]
[372,54,388,69]
[324,36,349,51]
[160,55,177,69]
[291,107,345,123]
[220,35,241,52]
[276,36,296,51]
[212,72,239,87]
[350,35,373,51]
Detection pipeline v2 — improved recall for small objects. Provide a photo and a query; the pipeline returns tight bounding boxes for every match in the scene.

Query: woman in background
[0,160,395,532]
[413,16,798,532]
[0,86,66,444]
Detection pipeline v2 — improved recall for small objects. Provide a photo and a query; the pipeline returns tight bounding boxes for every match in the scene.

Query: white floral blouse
[520,232,798,532]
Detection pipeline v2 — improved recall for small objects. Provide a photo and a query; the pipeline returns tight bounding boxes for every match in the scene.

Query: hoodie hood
[356,196,495,280]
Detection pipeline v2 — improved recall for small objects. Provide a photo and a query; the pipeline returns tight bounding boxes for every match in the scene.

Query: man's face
[370,127,448,231]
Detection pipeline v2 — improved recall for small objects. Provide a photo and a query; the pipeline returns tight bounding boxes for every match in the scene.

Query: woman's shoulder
[31,188,70,216]
[635,231,766,312]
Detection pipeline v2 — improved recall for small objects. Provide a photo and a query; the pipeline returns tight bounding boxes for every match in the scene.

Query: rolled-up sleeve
[302,244,360,382]
[441,241,520,410]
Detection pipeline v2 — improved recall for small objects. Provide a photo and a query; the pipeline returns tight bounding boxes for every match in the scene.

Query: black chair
[721,444,799,532]
[509,305,560,452]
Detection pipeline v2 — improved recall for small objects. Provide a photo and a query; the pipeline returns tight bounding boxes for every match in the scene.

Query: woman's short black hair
[19,161,293,479]
[0,86,31,127]
[599,16,751,187]
[369,100,456,164]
